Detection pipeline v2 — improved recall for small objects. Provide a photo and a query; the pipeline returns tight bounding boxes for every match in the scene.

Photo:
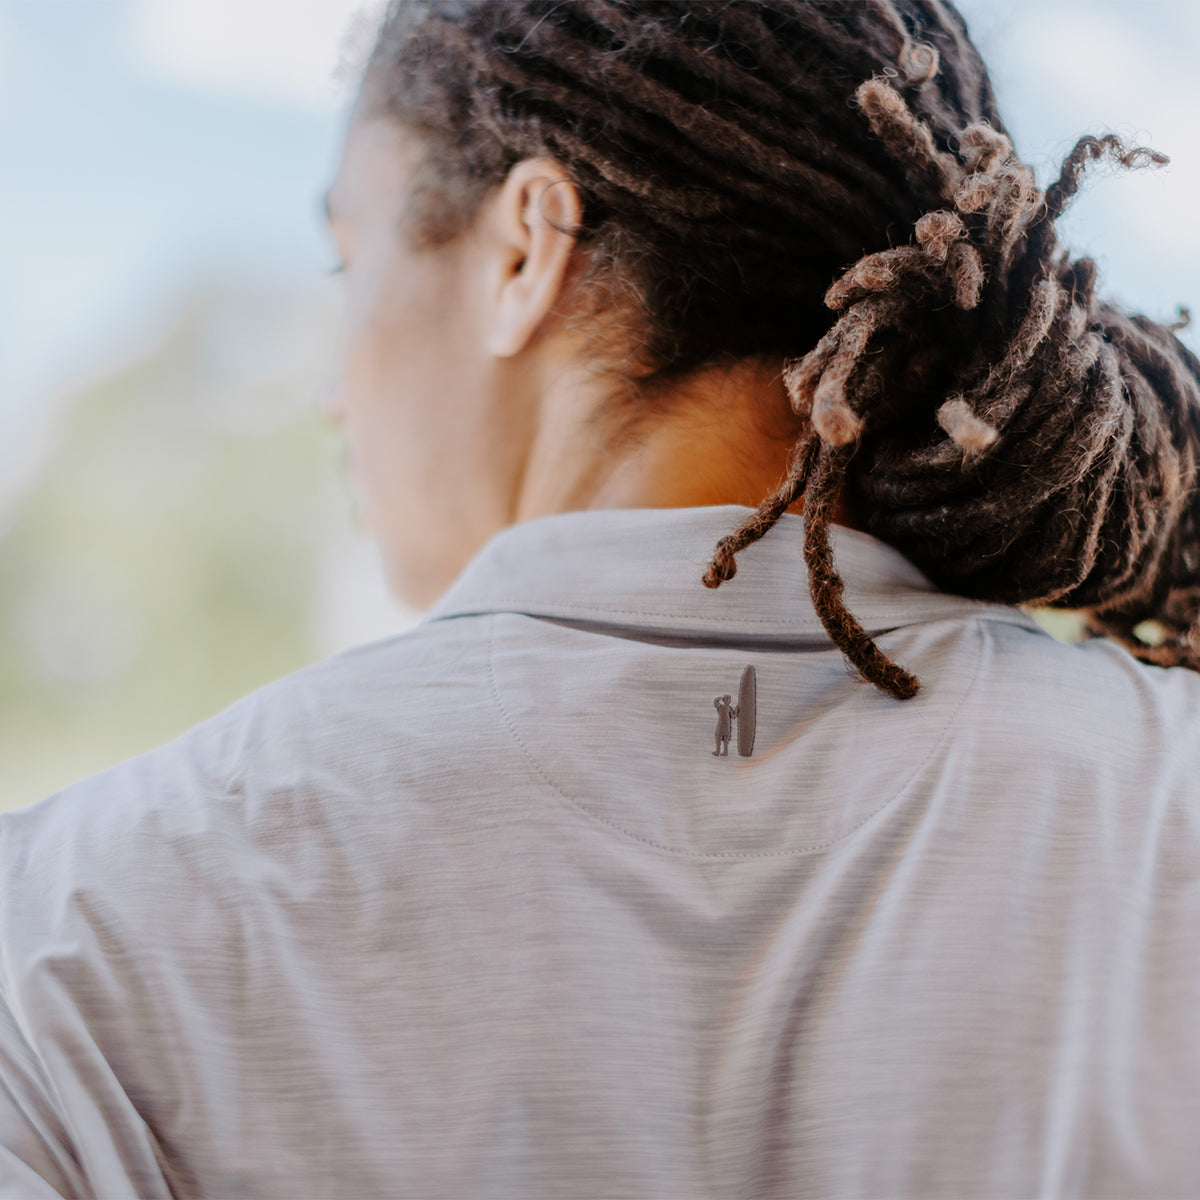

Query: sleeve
[0,981,81,1199]
[0,774,209,1200]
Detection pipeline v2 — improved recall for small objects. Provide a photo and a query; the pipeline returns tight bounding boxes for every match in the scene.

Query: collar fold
[426,506,1037,640]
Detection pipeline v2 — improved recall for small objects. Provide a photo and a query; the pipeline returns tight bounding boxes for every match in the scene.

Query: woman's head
[324,116,587,605]
[355,0,1008,387]
[334,0,1200,693]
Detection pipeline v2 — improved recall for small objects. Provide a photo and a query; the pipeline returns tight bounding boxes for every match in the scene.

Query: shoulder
[10,611,496,808]
[0,614,505,957]
[952,613,1200,788]
[973,616,1200,721]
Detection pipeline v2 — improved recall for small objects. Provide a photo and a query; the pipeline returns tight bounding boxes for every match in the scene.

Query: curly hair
[361,0,1200,698]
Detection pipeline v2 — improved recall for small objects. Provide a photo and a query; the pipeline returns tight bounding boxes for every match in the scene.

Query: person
[712,694,737,757]
[3,0,1200,1195]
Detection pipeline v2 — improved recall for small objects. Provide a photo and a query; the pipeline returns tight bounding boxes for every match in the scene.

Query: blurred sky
[0,0,378,503]
[2,0,1199,533]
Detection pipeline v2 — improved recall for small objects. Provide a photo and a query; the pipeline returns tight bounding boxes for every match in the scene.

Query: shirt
[2,505,1200,1199]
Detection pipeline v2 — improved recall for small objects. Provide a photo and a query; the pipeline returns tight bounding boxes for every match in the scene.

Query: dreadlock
[363,0,1200,699]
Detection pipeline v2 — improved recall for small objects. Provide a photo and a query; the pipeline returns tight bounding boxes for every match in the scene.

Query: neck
[511,357,820,521]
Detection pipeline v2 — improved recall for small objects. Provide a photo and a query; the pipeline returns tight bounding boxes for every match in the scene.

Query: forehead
[326,116,425,223]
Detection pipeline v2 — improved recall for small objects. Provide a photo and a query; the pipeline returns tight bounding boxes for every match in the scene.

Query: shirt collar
[426,505,1038,640]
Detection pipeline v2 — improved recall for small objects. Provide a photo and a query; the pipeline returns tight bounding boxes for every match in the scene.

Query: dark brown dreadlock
[363,0,1200,698]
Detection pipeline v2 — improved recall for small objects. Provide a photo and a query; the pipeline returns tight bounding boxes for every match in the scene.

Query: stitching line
[448,597,1032,628]
[484,614,987,861]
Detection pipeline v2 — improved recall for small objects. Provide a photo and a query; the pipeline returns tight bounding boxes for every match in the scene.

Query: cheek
[341,249,443,441]
[343,256,424,399]
[340,296,433,528]
[334,246,489,604]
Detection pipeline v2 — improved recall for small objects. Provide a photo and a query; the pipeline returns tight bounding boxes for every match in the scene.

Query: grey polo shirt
[3,506,1200,1199]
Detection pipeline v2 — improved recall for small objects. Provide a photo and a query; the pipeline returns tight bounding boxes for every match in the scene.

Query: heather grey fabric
[2,506,1200,1199]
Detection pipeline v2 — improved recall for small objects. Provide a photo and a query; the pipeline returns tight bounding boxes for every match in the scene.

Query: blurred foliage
[1029,607,1088,644]
[0,284,346,811]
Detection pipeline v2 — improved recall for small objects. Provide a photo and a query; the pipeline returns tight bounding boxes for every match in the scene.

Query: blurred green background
[0,0,415,811]
[0,282,413,807]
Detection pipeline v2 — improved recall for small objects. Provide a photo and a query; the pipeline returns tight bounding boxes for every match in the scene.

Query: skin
[324,113,825,609]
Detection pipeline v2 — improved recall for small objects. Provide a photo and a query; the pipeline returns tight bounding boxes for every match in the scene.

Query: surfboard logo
[712,666,756,758]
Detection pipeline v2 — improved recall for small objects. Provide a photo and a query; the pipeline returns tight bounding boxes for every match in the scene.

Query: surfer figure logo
[712,694,737,756]
[712,666,757,759]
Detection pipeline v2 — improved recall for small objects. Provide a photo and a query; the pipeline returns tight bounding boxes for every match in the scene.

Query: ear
[484,158,583,358]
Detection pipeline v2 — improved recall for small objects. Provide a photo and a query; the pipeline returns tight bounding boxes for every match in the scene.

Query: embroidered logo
[712,666,756,758]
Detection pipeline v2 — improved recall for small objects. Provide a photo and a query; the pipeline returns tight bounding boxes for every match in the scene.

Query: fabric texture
[2,505,1199,1199]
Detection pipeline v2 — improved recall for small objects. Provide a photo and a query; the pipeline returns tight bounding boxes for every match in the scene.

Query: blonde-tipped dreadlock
[364,0,1200,698]
[709,65,1193,698]
[707,59,1187,696]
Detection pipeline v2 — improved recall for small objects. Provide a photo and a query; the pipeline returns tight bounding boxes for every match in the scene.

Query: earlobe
[486,160,583,359]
